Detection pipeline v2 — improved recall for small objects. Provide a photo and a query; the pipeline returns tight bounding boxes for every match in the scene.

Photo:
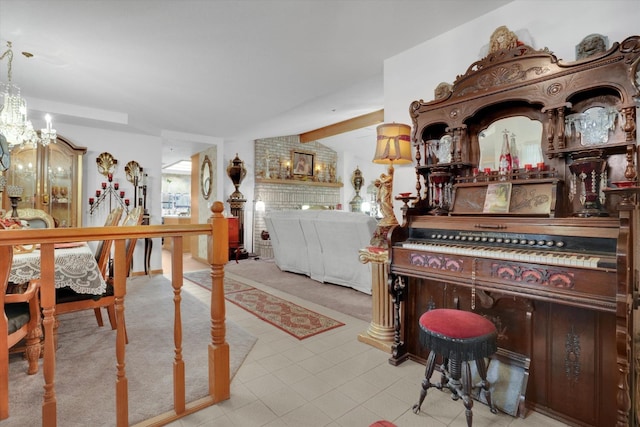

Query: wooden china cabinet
[1,135,86,227]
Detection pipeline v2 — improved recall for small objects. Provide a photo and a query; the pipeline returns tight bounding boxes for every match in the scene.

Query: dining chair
[1,245,41,420]
[4,208,55,229]
[94,206,144,329]
[54,206,124,329]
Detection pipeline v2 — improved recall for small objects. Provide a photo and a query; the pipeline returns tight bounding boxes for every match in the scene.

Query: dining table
[9,242,107,296]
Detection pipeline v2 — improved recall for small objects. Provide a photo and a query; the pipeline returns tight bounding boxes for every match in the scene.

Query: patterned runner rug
[185,270,344,339]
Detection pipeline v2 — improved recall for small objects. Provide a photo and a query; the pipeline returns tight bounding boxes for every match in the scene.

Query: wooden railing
[0,201,230,427]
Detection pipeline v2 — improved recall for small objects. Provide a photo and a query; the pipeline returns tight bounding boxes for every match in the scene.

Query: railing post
[112,240,129,427]
[39,243,57,427]
[171,236,186,414]
[207,201,230,402]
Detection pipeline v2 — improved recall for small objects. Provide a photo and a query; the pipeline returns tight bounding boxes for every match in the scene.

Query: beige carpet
[224,258,372,322]
[5,274,256,427]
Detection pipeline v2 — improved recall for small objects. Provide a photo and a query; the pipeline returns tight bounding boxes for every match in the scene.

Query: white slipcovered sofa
[264,210,377,294]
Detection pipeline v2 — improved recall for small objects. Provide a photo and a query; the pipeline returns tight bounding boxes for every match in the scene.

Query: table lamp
[370,122,413,247]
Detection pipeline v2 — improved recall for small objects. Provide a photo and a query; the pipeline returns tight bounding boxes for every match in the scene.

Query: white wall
[336,147,384,211]
[384,0,639,220]
[51,123,163,273]
[53,123,226,274]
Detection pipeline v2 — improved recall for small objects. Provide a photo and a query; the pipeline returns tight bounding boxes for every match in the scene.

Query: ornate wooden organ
[388,34,640,426]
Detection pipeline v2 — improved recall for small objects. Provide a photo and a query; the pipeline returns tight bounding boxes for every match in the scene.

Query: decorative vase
[349,167,364,212]
[226,153,247,200]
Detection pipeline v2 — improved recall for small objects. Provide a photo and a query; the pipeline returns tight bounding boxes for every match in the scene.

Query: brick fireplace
[252,135,343,256]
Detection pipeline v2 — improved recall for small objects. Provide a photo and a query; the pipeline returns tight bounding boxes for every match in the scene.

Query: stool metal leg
[475,357,498,414]
[439,357,449,390]
[461,361,473,427]
[447,357,463,401]
[446,357,474,426]
[412,350,437,414]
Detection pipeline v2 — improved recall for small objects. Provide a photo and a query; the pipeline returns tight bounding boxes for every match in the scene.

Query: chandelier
[0,41,56,149]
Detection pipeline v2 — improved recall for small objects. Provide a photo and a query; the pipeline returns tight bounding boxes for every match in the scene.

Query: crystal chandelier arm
[0,41,56,148]
[0,42,14,83]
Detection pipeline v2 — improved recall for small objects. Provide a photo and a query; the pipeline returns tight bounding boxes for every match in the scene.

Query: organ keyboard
[390,215,620,309]
[398,224,618,269]
[400,240,615,269]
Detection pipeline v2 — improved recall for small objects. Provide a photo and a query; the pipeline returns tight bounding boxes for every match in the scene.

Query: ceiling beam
[299,109,384,143]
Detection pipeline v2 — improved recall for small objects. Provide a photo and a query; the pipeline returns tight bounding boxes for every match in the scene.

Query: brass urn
[226,153,247,200]
[349,166,364,212]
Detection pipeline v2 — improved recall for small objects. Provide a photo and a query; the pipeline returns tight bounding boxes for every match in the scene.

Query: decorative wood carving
[394,32,640,426]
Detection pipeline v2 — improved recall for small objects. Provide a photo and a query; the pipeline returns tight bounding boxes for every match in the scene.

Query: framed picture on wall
[292,151,314,177]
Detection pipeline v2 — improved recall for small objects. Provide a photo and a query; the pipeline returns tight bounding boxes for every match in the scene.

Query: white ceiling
[0,0,512,166]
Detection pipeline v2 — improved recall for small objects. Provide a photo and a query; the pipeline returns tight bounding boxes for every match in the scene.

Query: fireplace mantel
[256,178,343,188]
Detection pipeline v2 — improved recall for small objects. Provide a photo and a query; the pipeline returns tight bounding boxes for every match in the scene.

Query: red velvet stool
[412,308,498,427]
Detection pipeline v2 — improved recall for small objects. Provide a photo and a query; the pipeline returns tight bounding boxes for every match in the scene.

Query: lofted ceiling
[0,0,513,167]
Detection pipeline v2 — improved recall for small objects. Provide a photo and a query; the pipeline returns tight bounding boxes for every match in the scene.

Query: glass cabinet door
[7,144,38,209]
[2,135,86,227]
[48,142,77,227]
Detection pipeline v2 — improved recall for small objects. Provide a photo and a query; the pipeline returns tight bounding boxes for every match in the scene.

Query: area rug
[185,270,345,339]
[224,258,372,322]
[6,275,257,427]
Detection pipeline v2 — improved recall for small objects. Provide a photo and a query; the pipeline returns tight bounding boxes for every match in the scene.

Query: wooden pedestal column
[358,248,394,352]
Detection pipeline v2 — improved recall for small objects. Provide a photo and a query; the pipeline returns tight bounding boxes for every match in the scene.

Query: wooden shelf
[256,178,343,188]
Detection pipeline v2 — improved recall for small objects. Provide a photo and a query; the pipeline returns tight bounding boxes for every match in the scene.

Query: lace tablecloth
[9,244,107,295]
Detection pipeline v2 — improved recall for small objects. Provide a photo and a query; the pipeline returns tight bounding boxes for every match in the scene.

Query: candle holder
[428,167,453,215]
[395,193,418,225]
[7,185,23,218]
[91,152,128,215]
[569,150,608,217]
[89,178,128,215]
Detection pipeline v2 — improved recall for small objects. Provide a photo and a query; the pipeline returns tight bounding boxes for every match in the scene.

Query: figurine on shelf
[264,149,271,179]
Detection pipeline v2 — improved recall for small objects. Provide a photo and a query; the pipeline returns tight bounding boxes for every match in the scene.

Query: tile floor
[164,252,569,427]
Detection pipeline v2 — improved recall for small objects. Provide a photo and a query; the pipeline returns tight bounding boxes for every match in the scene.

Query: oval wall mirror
[478,116,543,170]
[201,155,213,200]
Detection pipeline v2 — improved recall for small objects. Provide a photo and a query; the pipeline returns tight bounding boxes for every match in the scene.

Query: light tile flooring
[164,252,569,427]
